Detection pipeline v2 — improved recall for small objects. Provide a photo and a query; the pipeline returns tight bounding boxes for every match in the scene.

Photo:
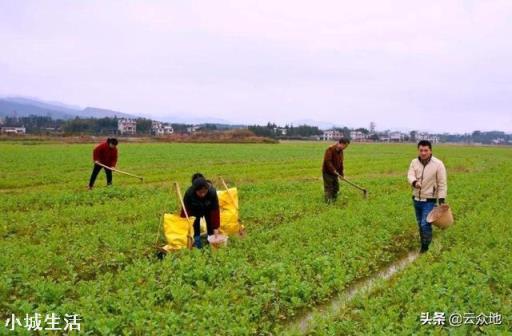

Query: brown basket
[427,204,454,229]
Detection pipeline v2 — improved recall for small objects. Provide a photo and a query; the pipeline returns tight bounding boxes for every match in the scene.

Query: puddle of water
[290,250,419,334]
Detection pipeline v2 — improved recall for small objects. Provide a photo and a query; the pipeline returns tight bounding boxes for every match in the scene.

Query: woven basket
[427,204,454,229]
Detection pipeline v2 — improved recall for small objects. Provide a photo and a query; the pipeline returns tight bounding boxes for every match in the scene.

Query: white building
[163,125,174,135]
[322,129,342,141]
[118,119,136,135]
[187,125,201,133]
[389,131,405,142]
[271,127,288,136]
[150,121,167,135]
[152,121,174,136]
[491,138,506,145]
[350,131,367,142]
[417,132,439,144]
[151,121,163,136]
[369,122,376,133]
[1,126,26,134]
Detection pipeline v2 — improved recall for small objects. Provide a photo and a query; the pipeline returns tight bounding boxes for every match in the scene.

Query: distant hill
[0,97,139,120]
[80,107,138,119]
[0,96,244,126]
[0,99,75,119]
[3,96,82,113]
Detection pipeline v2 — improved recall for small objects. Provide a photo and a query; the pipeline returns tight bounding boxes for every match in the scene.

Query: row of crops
[289,159,512,335]
[1,142,510,334]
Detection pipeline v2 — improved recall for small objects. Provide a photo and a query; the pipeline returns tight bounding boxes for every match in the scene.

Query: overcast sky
[1,0,511,132]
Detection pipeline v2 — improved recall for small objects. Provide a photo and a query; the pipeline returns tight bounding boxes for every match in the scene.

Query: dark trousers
[413,200,436,247]
[89,164,112,187]
[192,210,215,237]
[323,172,339,202]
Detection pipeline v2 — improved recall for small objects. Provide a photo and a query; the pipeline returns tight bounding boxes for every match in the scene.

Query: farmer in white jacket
[407,140,447,253]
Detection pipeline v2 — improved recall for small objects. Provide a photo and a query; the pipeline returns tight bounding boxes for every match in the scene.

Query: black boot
[420,240,430,253]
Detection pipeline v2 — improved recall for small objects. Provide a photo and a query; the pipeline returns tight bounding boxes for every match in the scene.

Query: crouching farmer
[322,138,350,203]
[181,173,220,248]
[407,140,447,253]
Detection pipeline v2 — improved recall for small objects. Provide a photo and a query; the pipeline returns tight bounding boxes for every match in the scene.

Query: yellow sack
[199,218,207,236]
[217,188,241,235]
[163,214,193,250]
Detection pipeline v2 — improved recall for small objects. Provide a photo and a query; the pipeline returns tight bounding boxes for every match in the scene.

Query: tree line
[2,115,510,144]
[248,122,323,138]
[1,115,180,135]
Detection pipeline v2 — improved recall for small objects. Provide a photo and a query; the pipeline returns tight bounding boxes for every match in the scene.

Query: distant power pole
[370,122,376,133]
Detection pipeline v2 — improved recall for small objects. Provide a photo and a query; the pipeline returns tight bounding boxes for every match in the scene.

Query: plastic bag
[217,188,242,235]
[163,213,194,250]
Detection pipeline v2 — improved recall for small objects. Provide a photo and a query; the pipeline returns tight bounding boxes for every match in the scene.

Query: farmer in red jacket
[88,138,118,190]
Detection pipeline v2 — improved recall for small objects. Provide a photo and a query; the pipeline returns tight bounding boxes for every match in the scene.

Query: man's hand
[413,180,422,189]
[213,229,220,238]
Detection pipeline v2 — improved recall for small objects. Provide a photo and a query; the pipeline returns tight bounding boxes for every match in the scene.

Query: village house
[389,131,405,142]
[272,127,287,136]
[349,130,367,142]
[151,121,174,136]
[186,125,201,133]
[417,132,439,144]
[322,129,342,141]
[118,119,136,135]
[1,126,26,134]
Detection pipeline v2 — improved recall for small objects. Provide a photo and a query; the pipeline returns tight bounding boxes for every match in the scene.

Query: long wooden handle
[155,214,163,247]
[174,182,194,249]
[95,162,143,180]
[340,176,366,192]
[220,176,238,210]
[174,182,190,221]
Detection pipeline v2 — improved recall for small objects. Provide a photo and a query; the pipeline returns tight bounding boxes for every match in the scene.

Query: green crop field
[1,141,511,335]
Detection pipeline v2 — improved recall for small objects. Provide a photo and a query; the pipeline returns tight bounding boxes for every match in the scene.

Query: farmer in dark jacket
[88,138,118,190]
[322,138,350,203]
[181,173,220,248]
